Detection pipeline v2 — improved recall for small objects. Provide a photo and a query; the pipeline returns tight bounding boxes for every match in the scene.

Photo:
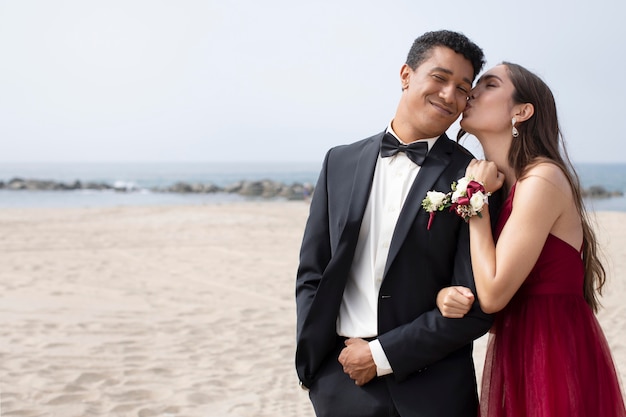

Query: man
[295,30,494,417]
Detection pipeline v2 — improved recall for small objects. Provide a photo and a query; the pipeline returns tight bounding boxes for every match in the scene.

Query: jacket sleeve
[295,152,331,339]
[295,151,338,387]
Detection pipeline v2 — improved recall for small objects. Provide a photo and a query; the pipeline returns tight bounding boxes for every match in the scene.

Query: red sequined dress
[480,183,626,416]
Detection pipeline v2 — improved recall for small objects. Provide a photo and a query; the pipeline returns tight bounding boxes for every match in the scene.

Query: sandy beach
[0,202,624,416]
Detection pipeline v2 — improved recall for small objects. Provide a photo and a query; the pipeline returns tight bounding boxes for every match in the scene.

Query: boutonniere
[421,176,490,230]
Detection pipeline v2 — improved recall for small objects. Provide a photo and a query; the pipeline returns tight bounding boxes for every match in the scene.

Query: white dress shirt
[336,124,438,375]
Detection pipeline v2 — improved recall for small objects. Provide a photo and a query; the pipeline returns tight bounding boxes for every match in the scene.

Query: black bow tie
[380,132,429,166]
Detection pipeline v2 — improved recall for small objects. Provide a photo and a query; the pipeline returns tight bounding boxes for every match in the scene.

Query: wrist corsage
[421,176,490,230]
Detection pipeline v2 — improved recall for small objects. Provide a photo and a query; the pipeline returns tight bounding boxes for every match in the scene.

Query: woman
[436,62,626,416]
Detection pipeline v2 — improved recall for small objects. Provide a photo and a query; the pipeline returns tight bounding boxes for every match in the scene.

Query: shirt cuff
[369,339,393,376]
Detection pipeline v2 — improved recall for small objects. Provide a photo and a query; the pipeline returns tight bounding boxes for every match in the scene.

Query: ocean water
[575,163,626,212]
[0,162,322,189]
[0,162,624,211]
[0,162,321,208]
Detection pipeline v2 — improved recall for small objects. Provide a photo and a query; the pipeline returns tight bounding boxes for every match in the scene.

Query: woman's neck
[482,137,517,192]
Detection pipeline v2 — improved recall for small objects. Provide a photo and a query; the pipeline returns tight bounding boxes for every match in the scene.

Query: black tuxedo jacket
[295,131,495,416]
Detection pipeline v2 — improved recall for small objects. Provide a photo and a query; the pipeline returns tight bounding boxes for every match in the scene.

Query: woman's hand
[436,286,475,318]
[465,159,505,194]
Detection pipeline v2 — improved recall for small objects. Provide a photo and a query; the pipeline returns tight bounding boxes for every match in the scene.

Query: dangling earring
[512,118,519,138]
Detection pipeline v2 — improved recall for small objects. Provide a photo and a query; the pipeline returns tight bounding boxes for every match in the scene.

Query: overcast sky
[1,0,624,164]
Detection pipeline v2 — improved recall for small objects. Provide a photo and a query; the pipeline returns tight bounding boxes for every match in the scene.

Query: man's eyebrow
[432,67,472,86]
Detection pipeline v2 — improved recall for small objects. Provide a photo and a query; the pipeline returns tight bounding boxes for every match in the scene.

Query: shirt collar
[386,121,439,151]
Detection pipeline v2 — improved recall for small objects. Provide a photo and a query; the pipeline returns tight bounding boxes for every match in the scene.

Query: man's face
[399,46,474,139]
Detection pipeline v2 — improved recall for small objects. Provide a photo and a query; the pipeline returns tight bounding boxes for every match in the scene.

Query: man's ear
[514,103,534,122]
[400,64,411,90]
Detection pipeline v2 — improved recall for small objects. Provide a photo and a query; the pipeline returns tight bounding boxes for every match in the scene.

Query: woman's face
[460,64,517,138]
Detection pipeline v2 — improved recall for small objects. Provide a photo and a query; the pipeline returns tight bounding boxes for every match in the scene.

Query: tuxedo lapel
[317,133,380,297]
[339,132,382,244]
[310,133,380,326]
[384,135,454,275]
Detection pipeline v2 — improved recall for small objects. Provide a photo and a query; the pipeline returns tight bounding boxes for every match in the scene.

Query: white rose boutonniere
[422,191,449,212]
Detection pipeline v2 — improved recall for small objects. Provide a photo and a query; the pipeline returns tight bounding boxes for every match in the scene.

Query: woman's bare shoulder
[518,161,571,194]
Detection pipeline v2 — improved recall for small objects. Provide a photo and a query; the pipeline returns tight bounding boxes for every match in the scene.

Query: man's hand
[436,286,475,318]
[337,338,377,386]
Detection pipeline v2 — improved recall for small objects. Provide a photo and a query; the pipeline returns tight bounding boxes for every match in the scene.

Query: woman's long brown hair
[504,62,606,312]
[460,62,606,312]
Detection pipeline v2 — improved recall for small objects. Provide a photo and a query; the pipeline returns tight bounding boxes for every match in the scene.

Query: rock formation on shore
[1,177,623,201]
[580,185,624,199]
[0,178,315,200]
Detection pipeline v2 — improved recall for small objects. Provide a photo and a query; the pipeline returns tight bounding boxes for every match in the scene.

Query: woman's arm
[467,161,571,313]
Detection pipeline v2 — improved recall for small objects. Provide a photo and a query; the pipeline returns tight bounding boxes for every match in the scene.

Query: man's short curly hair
[406,30,485,80]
